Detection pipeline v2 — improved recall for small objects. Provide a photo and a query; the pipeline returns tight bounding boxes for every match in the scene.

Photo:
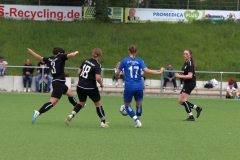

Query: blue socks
[125,106,136,118]
[136,105,142,117]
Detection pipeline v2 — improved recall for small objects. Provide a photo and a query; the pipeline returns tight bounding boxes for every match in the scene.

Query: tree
[145,0,151,8]
[94,0,109,22]
[108,0,137,7]
[142,0,237,10]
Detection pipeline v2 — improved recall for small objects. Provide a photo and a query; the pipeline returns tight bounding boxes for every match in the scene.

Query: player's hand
[175,73,179,77]
[100,84,104,88]
[160,67,165,73]
[75,51,79,55]
[27,48,33,53]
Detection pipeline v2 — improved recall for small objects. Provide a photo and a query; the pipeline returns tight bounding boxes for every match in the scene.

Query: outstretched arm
[27,48,43,61]
[115,70,121,77]
[67,51,79,58]
[144,67,165,75]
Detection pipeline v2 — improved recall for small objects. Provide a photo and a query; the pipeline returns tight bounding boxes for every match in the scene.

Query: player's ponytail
[186,49,196,69]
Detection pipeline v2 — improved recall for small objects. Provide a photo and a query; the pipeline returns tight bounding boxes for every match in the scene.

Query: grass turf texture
[1,19,240,81]
[0,92,240,159]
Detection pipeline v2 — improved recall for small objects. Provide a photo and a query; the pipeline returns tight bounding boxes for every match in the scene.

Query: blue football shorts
[123,89,143,103]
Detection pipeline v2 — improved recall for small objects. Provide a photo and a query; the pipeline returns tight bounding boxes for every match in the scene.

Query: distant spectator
[22,58,34,92]
[163,64,177,92]
[0,56,8,76]
[36,61,52,93]
[119,68,125,86]
[226,81,239,99]
[110,62,124,86]
[227,78,238,89]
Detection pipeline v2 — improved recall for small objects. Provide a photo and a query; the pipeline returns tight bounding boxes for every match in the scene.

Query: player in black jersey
[65,48,109,128]
[175,50,202,121]
[27,47,79,124]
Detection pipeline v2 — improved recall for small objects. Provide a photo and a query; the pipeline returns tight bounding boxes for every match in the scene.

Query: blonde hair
[116,62,120,68]
[92,48,102,58]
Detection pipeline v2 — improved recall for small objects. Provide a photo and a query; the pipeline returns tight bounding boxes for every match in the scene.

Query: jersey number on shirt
[80,64,91,79]
[128,66,139,78]
[51,62,56,74]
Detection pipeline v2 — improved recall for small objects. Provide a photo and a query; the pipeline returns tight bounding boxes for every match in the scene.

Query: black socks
[39,102,53,114]
[68,97,77,107]
[96,106,105,123]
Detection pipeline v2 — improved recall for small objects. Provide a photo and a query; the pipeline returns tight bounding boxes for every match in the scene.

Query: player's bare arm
[144,67,165,75]
[77,69,81,75]
[175,72,193,79]
[115,70,120,77]
[96,74,104,87]
[67,51,79,58]
[27,48,43,61]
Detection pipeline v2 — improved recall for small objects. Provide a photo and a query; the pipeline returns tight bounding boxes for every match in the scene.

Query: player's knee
[52,101,57,106]
[50,99,58,106]
[178,99,183,104]
[68,92,73,97]
[65,88,73,96]
[95,101,102,107]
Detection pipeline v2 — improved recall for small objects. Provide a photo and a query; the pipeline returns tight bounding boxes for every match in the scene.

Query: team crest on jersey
[127,60,139,65]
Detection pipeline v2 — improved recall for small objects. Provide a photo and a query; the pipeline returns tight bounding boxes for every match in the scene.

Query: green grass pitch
[0,92,240,160]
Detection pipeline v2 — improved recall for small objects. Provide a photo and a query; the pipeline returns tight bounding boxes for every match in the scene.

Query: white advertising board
[0,4,82,21]
[203,10,238,22]
[125,8,203,23]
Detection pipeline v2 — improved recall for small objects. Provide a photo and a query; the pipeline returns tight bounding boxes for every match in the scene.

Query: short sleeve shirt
[43,54,68,82]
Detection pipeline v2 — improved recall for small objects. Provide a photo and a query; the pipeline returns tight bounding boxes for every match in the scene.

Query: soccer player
[27,47,78,124]
[174,49,203,121]
[115,45,165,128]
[65,48,109,128]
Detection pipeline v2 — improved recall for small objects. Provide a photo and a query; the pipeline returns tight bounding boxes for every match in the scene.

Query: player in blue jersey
[115,45,165,128]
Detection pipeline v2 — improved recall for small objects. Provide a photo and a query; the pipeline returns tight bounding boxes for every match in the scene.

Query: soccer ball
[119,105,128,116]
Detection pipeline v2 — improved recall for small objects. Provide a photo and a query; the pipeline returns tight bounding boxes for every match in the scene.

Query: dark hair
[229,81,234,85]
[186,49,196,69]
[52,47,65,55]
